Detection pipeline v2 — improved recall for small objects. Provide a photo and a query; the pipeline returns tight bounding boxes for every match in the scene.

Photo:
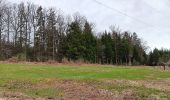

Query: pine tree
[82,21,96,63]
[101,32,113,64]
[152,48,160,66]
[64,21,83,61]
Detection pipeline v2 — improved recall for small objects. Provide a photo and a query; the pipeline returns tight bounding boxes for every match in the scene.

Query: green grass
[0,63,169,99]
[0,64,169,81]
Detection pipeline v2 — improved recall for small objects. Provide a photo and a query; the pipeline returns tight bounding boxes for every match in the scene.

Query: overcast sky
[10,0,170,50]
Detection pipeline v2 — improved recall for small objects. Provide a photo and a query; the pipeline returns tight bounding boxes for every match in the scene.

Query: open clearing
[0,63,170,100]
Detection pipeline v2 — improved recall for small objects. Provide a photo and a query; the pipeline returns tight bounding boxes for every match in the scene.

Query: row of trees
[60,21,147,65]
[0,1,67,61]
[0,1,168,65]
[148,48,170,66]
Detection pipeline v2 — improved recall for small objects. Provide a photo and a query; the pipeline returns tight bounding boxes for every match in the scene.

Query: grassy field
[0,63,170,100]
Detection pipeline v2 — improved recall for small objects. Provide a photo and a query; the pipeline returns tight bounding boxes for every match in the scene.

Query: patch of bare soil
[127,79,170,91]
[0,92,39,100]
[57,81,117,100]
[0,91,65,100]
[103,78,170,91]
[38,79,140,100]
[1,79,142,100]
[3,78,170,100]
[0,91,139,100]
[130,79,170,91]
[1,77,169,100]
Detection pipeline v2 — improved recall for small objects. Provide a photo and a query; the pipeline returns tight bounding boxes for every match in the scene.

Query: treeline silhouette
[0,1,169,65]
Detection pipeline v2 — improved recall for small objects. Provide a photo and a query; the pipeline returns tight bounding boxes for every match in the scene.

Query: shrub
[8,57,19,62]
[62,58,71,64]
[17,53,26,61]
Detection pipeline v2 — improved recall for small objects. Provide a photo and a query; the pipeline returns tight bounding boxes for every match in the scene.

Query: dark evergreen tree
[64,21,83,61]
[101,32,114,64]
[82,21,96,63]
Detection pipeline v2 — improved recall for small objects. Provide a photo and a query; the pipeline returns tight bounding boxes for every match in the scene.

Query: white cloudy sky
[9,0,170,50]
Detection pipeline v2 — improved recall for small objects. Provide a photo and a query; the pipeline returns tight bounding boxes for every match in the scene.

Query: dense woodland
[0,1,170,66]
[148,49,170,66]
